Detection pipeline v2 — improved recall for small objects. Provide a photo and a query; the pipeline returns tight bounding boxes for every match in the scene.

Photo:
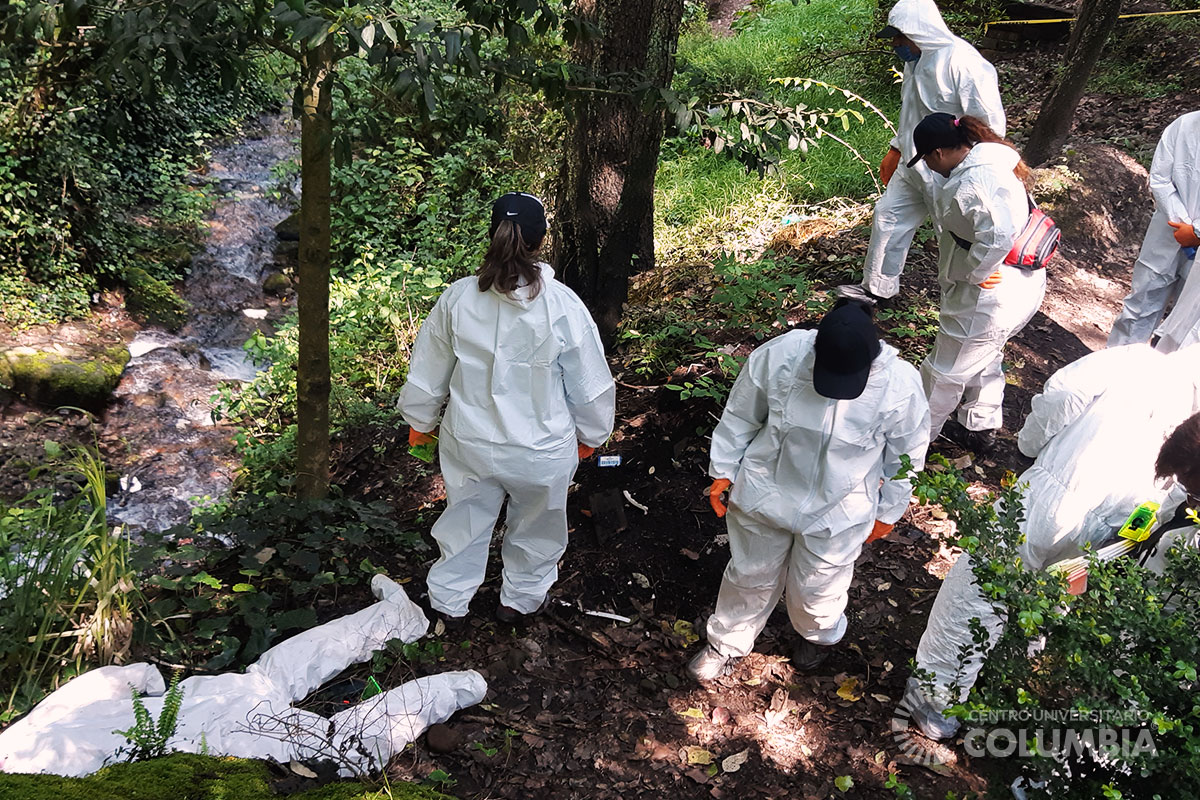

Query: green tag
[1117,501,1160,543]
[409,441,437,463]
[361,676,383,700]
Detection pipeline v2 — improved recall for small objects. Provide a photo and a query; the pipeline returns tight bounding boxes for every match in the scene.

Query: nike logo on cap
[506,211,519,216]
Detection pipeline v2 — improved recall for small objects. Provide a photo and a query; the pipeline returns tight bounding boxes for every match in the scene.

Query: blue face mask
[894,44,920,63]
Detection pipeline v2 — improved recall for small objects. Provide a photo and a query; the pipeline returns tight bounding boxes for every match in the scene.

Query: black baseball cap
[907,112,962,168]
[877,24,901,38]
[490,192,547,248]
[813,301,882,400]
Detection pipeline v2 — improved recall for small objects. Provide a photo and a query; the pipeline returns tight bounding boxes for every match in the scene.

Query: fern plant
[115,671,185,761]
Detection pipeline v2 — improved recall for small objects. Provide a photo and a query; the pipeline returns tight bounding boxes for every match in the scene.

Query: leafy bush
[0,52,277,325]
[910,457,1200,799]
[134,494,425,670]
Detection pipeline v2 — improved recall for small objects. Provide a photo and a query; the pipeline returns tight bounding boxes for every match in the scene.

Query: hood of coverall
[491,262,555,306]
[947,141,1020,186]
[887,0,960,52]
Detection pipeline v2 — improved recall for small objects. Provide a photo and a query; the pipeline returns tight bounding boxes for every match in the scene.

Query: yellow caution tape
[984,8,1200,36]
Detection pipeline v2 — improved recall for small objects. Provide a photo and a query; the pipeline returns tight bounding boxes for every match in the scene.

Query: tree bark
[295,39,334,499]
[1023,0,1123,166]
[554,0,685,344]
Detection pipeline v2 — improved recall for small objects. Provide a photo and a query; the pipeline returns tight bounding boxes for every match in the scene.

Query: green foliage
[908,456,1200,799]
[0,752,454,800]
[115,671,185,762]
[0,52,276,325]
[134,494,424,670]
[219,126,532,491]
[875,292,940,362]
[0,444,137,721]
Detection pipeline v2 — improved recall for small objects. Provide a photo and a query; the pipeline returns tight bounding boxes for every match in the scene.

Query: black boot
[792,637,832,671]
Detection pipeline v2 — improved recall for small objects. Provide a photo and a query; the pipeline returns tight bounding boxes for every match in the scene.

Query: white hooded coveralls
[397,265,616,617]
[704,331,930,656]
[911,344,1200,716]
[1109,110,1200,350]
[862,0,1006,299]
[922,142,1046,437]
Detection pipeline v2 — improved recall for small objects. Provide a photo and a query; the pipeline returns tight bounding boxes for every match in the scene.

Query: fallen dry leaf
[685,746,714,765]
[721,748,750,773]
[836,676,862,702]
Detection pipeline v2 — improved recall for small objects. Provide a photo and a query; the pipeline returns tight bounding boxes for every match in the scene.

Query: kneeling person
[689,301,931,681]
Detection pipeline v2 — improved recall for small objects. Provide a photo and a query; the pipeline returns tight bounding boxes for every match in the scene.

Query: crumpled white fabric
[1109,110,1200,350]
[0,575,487,777]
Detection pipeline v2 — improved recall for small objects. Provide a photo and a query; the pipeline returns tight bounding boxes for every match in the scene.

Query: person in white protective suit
[902,343,1200,740]
[908,113,1047,450]
[855,0,1006,301]
[1108,110,1200,351]
[396,192,615,625]
[687,301,931,682]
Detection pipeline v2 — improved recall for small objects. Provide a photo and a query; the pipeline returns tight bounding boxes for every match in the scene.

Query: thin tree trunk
[1024,0,1122,166]
[555,0,685,344]
[296,39,334,499]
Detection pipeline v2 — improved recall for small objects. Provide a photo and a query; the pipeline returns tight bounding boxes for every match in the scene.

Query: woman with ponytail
[397,192,615,624]
[908,112,1047,451]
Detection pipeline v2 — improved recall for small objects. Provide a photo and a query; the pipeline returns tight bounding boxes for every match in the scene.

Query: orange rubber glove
[866,520,894,543]
[408,427,437,447]
[1168,220,1200,248]
[709,478,732,518]
[979,269,1003,289]
[880,147,901,187]
[578,443,595,459]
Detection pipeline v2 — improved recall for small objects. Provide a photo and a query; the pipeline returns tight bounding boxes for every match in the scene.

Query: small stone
[711,706,732,726]
[426,723,462,754]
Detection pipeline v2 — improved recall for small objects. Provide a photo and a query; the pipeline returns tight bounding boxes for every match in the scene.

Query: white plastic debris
[622,490,649,513]
[242,309,268,320]
[0,575,486,777]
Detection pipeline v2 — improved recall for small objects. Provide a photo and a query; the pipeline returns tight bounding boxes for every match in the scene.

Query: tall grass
[0,445,136,721]
[658,0,900,266]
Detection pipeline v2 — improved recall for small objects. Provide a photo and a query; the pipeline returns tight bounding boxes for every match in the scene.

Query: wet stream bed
[0,114,297,533]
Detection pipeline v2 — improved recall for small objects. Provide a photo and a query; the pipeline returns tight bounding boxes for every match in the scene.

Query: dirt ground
[5,6,1199,799]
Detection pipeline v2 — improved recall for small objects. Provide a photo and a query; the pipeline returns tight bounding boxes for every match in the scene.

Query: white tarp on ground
[0,574,487,777]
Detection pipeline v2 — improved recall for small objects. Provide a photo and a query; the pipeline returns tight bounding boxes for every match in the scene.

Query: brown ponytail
[957,115,1032,184]
[477,220,543,299]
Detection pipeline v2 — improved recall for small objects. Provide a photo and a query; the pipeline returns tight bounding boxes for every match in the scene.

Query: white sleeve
[1017,345,1158,457]
[962,185,1021,284]
[559,306,616,448]
[957,60,1006,137]
[1149,120,1189,225]
[708,347,771,482]
[395,293,456,433]
[878,368,931,523]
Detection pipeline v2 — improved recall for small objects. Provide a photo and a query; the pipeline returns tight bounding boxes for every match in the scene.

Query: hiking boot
[962,428,997,454]
[435,610,469,633]
[496,595,551,625]
[791,637,832,672]
[687,644,736,682]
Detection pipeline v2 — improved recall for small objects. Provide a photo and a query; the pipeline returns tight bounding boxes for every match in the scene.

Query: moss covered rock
[125,266,188,331]
[0,753,455,800]
[1,344,130,411]
[263,270,292,296]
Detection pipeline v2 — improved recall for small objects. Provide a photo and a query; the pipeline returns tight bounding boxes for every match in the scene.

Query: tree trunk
[554,0,685,344]
[1023,0,1122,166]
[295,39,334,499]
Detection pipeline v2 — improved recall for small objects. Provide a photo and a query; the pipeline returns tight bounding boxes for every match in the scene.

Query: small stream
[104,114,297,533]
